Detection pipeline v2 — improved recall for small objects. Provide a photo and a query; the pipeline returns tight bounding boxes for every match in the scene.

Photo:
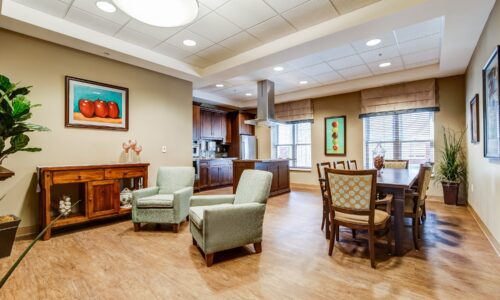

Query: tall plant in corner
[435,127,467,205]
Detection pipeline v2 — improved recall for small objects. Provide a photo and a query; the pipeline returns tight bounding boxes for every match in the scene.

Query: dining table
[376,167,420,256]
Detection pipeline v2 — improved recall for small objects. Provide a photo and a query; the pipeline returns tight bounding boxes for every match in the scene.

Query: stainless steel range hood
[244,80,285,127]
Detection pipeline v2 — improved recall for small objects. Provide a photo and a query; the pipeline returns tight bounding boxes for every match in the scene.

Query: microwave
[192,144,200,157]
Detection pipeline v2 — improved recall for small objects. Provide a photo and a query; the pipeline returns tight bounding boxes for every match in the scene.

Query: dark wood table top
[376,168,419,188]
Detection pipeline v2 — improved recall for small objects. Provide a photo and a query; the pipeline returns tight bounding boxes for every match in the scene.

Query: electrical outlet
[161,146,167,153]
[470,183,474,193]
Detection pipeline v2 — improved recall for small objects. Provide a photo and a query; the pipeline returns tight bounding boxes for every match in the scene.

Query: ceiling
[0,0,495,107]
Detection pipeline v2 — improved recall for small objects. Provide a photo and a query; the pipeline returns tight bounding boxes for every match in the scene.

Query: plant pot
[442,182,460,205]
[0,215,21,258]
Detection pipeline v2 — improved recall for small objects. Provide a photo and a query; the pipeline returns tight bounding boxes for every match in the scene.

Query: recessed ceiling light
[366,39,381,46]
[183,39,197,47]
[215,84,224,88]
[96,1,116,13]
[273,66,284,72]
[112,0,199,27]
[299,80,308,85]
[245,93,252,96]
[379,62,392,68]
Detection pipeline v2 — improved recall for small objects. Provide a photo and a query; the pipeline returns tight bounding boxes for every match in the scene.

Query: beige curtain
[360,79,439,117]
[275,99,314,123]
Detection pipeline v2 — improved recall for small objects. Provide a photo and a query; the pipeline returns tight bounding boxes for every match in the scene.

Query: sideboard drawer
[105,168,145,179]
[52,169,104,184]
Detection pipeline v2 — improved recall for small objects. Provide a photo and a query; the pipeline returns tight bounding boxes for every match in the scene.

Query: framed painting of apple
[325,116,346,156]
[65,76,128,131]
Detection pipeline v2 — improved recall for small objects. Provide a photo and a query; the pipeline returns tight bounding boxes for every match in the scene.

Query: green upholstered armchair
[132,167,194,233]
[189,170,272,267]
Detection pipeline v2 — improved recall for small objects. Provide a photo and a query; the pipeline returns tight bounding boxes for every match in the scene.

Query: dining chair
[404,164,432,250]
[325,168,393,268]
[316,162,332,179]
[384,160,409,169]
[333,161,346,169]
[316,162,332,234]
[347,160,358,170]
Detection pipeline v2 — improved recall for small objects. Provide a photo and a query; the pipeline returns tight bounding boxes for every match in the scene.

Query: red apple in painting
[108,101,120,119]
[332,121,338,128]
[78,99,95,118]
[333,145,338,151]
[94,100,108,118]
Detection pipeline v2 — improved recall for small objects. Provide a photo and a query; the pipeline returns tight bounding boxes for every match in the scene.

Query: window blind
[272,122,312,168]
[363,111,435,168]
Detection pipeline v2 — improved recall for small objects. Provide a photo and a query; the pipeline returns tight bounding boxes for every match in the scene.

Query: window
[363,111,435,168]
[272,122,312,168]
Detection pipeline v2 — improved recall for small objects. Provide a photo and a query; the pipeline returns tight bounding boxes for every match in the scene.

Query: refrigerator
[240,135,257,159]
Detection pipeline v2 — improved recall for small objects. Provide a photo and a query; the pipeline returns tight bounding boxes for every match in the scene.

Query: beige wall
[0,30,193,229]
[465,0,500,245]
[256,76,466,194]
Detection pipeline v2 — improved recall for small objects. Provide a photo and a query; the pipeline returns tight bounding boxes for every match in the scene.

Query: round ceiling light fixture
[215,84,224,88]
[112,0,199,27]
[379,62,392,68]
[273,66,284,72]
[245,93,252,96]
[96,1,117,13]
[183,39,197,47]
[299,80,308,85]
[366,38,381,46]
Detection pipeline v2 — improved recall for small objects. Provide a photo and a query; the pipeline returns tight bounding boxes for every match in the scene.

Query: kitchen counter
[193,157,237,161]
[233,159,290,196]
[232,159,289,163]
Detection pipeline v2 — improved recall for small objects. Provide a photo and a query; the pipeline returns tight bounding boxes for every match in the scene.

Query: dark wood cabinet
[229,112,256,158]
[87,180,120,218]
[232,160,290,197]
[220,165,233,185]
[199,109,226,140]
[238,113,255,135]
[200,109,213,138]
[199,161,209,189]
[209,165,221,187]
[193,104,201,141]
[211,112,224,138]
[196,159,233,190]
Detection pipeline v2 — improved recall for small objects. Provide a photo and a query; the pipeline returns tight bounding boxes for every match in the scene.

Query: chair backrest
[333,161,346,170]
[347,160,358,170]
[234,170,273,204]
[325,168,377,223]
[316,162,332,179]
[157,167,195,194]
[384,160,409,169]
[416,164,433,203]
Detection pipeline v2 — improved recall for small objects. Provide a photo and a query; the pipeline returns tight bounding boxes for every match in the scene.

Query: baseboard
[290,183,317,190]
[468,205,500,257]
[15,225,37,240]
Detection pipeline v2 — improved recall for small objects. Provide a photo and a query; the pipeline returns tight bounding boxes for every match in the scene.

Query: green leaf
[19,147,41,152]
[0,75,13,93]
[25,123,50,132]
[10,87,31,98]
[12,95,31,118]
[10,133,29,150]
[0,137,4,153]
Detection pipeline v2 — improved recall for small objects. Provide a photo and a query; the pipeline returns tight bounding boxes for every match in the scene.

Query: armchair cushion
[189,204,232,230]
[190,195,235,207]
[234,170,273,204]
[137,194,174,208]
[157,167,195,194]
[334,210,389,226]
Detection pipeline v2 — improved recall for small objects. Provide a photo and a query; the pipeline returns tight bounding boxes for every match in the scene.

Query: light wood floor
[1,186,500,299]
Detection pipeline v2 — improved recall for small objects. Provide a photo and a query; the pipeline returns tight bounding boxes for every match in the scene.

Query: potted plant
[0,74,48,258]
[435,127,467,205]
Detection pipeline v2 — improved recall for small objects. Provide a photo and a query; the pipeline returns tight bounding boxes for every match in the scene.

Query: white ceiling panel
[317,44,357,61]
[13,0,69,18]
[313,71,345,84]
[331,0,380,14]
[198,0,230,10]
[336,64,372,80]
[114,27,161,49]
[153,42,193,59]
[66,7,122,36]
[263,0,309,13]
[359,45,400,63]
[247,16,296,43]
[301,63,334,76]
[367,56,404,74]
[395,17,443,43]
[328,55,364,70]
[398,34,441,55]
[184,55,213,68]
[124,20,182,41]
[282,0,338,30]
[188,12,241,43]
[405,58,439,69]
[351,31,397,53]
[165,29,214,53]
[287,54,324,69]
[72,0,130,25]
[217,0,276,29]
[219,31,262,53]
[196,44,235,62]
[402,48,440,65]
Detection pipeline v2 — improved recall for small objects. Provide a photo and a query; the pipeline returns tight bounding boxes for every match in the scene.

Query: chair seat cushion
[189,204,233,230]
[335,209,389,226]
[137,194,174,208]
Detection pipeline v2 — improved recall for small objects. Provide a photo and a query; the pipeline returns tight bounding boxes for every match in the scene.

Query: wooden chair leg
[387,226,392,255]
[325,214,331,239]
[321,212,326,231]
[133,223,140,232]
[172,223,179,233]
[254,242,262,253]
[186,215,189,221]
[422,203,427,221]
[206,253,214,267]
[328,222,336,256]
[352,229,357,239]
[335,225,340,242]
[412,217,420,250]
[192,237,197,246]
[369,230,376,269]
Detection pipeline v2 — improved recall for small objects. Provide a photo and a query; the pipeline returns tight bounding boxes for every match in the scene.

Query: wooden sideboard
[38,163,149,240]
[232,159,290,197]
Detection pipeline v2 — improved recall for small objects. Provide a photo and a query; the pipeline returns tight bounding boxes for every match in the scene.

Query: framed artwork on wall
[324,115,346,156]
[482,46,500,158]
[65,76,129,131]
[470,94,480,144]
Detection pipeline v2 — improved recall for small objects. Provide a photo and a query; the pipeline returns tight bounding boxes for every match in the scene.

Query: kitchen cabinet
[200,109,226,140]
[199,161,209,189]
[192,104,201,141]
[196,159,233,190]
[232,159,290,197]
[238,112,255,135]
[229,112,256,158]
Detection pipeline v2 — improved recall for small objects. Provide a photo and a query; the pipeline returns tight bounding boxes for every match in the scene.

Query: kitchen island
[233,159,290,196]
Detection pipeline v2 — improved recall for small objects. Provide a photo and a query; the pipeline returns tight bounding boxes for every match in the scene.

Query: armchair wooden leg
[387,226,392,255]
[254,242,262,253]
[172,223,179,233]
[335,225,340,242]
[206,253,214,267]
[192,237,197,246]
[352,229,357,239]
[328,222,336,256]
[186,215,189,221]
[133,223,140,232]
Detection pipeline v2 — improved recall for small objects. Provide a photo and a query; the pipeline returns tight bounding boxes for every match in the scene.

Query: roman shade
[359,79,439,118]
[275,99,314,123]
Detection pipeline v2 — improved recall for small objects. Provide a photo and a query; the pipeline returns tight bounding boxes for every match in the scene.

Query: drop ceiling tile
[287,54,324,69]
[367,56,403,74]
[282,0,338,30]
[396,17,443,43]
[124,20,182,41]
[184,55,213,68]
[337,64,372,80]
[313,71,345,84]
[263,0,309,13]
[247,16,296,43]
[405,58,439,69]
[13,0,69,18]
[402,48,440,65]
[196,44,235,62]
[66,7,122,36]
[188,12,241,43]
[219,31,262,53]
[398,34,441,55]
[330,0,380,14]
[114,27,162,49]
[301,63,333,76]
[199,0,230,10]
[153,42,193,59]
[359,45,400,63]
[165,29,214,53]
[72,0,130,25]
[217,0,276,29]
[328,55,364,70]
[351,31,396,53]
[317,44,357,61]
